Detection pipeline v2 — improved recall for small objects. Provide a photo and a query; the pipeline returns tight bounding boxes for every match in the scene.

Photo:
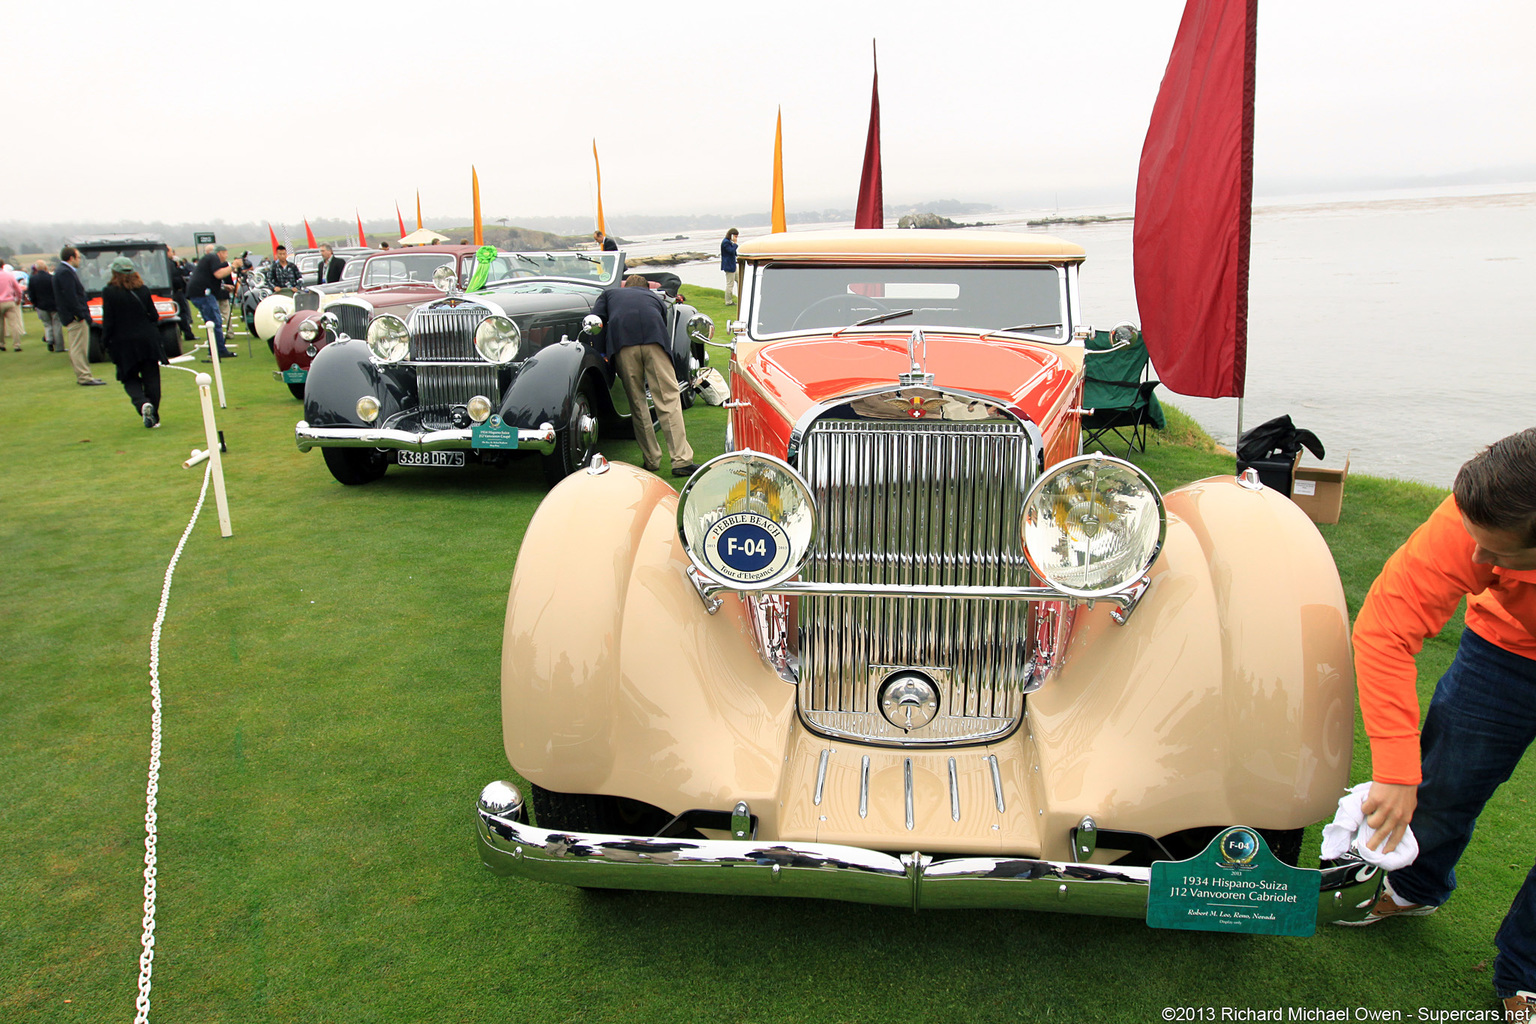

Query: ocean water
[650,187,1536,488]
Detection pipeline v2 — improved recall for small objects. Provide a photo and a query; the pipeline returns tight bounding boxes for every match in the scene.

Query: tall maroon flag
[854,41,883,230]
[1133,0,1257,399]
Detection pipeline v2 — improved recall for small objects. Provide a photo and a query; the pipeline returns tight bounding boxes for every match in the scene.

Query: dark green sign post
[1147,826,1321,937]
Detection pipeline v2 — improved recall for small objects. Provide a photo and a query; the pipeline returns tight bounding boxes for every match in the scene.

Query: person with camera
[186,244,236,358]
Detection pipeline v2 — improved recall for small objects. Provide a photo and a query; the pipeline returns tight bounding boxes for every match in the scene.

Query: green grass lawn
[2,301,1529,1022]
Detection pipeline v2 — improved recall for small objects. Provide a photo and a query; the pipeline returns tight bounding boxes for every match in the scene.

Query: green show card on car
[1147,826,1320,936]
[472,415,518,450]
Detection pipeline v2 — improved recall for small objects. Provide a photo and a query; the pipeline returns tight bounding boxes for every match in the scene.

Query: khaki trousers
[615,343,693,470]
[0,300,20,348]
[64,318,92,382]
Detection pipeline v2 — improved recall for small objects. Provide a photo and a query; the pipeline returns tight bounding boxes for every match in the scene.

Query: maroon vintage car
[272,245,495,399]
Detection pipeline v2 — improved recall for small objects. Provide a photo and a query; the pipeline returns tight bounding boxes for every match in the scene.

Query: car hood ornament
[897,328,934,386]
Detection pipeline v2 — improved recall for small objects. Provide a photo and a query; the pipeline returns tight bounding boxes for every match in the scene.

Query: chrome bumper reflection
[294,420,556,455]
[475,783,1380,920]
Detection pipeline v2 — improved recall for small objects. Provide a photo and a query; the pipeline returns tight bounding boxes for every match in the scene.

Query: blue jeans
[190,294,226,352]
[1389,628,1536,998]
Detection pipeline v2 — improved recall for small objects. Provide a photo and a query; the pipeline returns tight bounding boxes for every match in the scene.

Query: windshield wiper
[516,254,540,266]
[576,254,601,265]
[979,321,1065,342]
[832,308,914,338]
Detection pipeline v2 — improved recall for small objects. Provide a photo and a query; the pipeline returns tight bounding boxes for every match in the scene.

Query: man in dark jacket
[590,274,694,476]
[317,243,346,284]
[720,228,739,304]
[165,246,196,341]
[26,261,60,352]
[55,247,104,385]
[186,244,235,357]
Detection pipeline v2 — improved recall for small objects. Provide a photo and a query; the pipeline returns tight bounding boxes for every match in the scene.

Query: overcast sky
[12,0,1534,226]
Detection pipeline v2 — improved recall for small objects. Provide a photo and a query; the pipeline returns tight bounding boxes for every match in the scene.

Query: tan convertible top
[738,228,1086,262]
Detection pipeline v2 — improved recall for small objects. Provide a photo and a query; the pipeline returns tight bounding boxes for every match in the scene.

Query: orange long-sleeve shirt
[1352,496,1536,785]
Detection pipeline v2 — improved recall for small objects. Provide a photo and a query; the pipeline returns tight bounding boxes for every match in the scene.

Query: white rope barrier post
[195,373,232,537]
[201,320,226,409]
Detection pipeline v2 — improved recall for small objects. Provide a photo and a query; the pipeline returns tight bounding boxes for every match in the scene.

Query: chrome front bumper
[295,420,556,454]
[475,781,1380,921]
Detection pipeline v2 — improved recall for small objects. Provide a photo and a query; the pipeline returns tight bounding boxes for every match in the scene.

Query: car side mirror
[686,312,714,346]
[582,314,603,336]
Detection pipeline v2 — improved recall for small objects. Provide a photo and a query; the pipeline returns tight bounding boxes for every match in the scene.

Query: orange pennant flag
[593,140,606,236]
[771,107,787,234]
[472,166,483,246]
[416,190,422,231]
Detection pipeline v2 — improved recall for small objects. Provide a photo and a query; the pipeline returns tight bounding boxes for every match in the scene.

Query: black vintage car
[294,251,713,487]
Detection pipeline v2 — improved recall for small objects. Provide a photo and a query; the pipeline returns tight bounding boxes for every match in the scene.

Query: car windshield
[752,264,1065,339]
[481,251,621,287]
[76,247,172,292]
[361,253,455,288]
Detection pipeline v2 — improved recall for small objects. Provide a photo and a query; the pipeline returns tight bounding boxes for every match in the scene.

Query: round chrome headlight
[272,306,290,324]
[432,264,458,292]
[1021,454,1166,598]
[466,395,492,423]
[297,318,320,342]
[677,451,816,590]
[474,316,521,364]
[366,314,409,363]
[356,395,380,423]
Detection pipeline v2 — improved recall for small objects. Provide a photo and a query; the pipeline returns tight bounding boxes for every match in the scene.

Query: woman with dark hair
[101,256,169,428]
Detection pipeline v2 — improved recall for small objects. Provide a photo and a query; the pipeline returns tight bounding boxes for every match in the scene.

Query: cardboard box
[1290,454,1349,525]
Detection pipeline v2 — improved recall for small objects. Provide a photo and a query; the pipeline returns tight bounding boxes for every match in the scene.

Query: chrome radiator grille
[328,303,371,340]
[408,304,499,430]
[796,418,1033,745]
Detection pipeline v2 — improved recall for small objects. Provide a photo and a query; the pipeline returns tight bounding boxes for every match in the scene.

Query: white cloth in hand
[1320,782,1419,871]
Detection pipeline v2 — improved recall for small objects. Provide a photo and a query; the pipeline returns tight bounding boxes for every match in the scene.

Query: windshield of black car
[467,251,621,289]
[361,254,455,288]
[76,248,172,292]
[752,264,1065,339]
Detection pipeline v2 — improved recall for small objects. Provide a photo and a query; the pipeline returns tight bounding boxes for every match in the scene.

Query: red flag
[356,211,368,248]
[854,41,883,230]
[268,223,280,258]
[396,203,407,239]
[304,219,317,249]
[1132,0,1257,399]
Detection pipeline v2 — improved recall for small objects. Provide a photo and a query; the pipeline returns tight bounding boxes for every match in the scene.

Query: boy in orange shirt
[1347,427,1536,1019]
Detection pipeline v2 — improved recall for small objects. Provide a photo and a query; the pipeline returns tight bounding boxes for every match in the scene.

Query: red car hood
[737,332,1082,428]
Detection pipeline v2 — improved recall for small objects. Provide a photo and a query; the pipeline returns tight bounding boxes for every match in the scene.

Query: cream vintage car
[476,229,1377,923]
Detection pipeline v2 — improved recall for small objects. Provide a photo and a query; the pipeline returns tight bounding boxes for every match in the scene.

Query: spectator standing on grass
[165,245,195,342]
[267,244,301,291]
[27,260,61,352]
[1343,427,1536,1020]
[0,263,26,352]
[186,244,235,357]
[720,228,739,304]
[54,247,104,385]
[317,243,345,284]
[590,274,695,477]
[101,257,168,429]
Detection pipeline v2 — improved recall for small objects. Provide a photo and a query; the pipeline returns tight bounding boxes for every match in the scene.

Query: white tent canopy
[398,228,451,246]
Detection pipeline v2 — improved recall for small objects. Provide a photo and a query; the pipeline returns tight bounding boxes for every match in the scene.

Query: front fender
[498,339,597,429]
[502,463,794,807]
[273,310,326,372]
[1029,475,1354,842]
[302,340,410,428]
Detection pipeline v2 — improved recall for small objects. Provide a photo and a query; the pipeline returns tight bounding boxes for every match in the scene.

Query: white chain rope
[134,458,213,1024]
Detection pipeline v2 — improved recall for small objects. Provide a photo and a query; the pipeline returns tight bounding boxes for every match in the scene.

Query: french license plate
[397,450,466,468]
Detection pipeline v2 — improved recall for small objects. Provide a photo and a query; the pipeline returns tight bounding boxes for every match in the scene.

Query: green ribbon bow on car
[467,245,497,292]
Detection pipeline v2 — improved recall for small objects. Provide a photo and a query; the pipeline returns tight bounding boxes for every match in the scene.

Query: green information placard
[1147,826,1320,937]
[472,415,518,450]
[282,367,307,383]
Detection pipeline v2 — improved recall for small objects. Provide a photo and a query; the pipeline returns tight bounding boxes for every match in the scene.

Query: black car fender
[497,339,595,430]
[303,340,411,428]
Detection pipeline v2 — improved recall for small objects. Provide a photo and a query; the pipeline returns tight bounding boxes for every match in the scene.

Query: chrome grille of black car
[795,418,1033,745]
[409,303,499,430]
[327,302,371,340]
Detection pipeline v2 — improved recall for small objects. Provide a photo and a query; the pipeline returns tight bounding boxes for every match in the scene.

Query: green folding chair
[1081,325,1166,456]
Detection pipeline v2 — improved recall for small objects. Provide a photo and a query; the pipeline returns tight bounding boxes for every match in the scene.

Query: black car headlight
[366,314,409,363]
[474,316,521,364]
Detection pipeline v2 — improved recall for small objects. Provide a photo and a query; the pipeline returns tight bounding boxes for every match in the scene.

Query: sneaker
[1504,992,1536,1022]
[142,403,155,428]
[1335,878,1440,927]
